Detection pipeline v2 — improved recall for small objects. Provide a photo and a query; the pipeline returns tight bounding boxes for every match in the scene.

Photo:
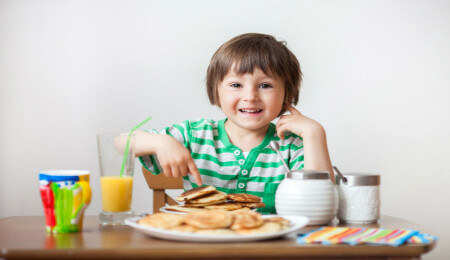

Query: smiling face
[217,66,285,133]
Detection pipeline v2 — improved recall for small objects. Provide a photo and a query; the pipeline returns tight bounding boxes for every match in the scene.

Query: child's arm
[275,104,334,182]
[116,130,203,186]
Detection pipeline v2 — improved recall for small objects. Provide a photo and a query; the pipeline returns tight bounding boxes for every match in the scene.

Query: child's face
[218,66,285,132]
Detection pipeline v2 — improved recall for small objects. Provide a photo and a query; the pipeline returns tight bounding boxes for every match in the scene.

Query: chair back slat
[142,167,183,213]
[143,167,183,189]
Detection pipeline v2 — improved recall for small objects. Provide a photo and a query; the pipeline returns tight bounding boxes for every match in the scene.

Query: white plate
[125,215,309,242]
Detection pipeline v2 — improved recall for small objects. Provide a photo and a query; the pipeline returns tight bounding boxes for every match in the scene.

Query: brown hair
[206,33,302,115]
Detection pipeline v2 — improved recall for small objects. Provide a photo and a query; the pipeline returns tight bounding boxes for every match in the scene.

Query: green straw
[120,116,152,177]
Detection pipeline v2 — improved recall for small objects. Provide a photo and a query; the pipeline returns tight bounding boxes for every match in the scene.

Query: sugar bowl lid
[288,169,330,180]
[340,173,380,186]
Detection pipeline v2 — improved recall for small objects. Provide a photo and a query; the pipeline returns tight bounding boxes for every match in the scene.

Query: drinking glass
[97,133,136,225]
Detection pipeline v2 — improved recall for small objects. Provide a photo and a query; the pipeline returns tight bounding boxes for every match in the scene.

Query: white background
[1,0,449,259]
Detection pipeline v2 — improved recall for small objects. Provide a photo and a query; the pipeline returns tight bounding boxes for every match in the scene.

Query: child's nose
[243,86,259,101]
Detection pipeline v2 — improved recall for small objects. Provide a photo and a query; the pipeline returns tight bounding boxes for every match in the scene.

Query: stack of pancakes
[138,210,290,235]
[166,186,265,213]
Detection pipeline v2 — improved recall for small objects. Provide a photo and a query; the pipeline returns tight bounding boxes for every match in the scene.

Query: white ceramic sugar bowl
[337,173,381,223]
[275,170,337,225]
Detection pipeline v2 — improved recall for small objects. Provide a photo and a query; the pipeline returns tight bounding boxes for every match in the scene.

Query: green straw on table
[120,116,152,177]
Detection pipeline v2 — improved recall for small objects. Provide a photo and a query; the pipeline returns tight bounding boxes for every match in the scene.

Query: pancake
[138,210,288,236]
[204,202,242,211]
[230,211,264,230]
[184,199,227,207]
[235,222,282,234]
[265,216,290,228]
[227,193,261,203]
[169,224,198,233]
[165,205,209,213]
[236,202,266,209]
[231,207,251,212]
[184,210,233,229]
[186,191,227,204]
[138,212,185,229]
[176,186,217,202]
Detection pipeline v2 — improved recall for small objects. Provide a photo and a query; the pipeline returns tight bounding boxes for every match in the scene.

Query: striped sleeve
[287,133,304,170]
[138,120,191,175]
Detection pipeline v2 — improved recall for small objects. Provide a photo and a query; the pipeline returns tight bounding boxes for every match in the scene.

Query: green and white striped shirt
[139,118,304,214]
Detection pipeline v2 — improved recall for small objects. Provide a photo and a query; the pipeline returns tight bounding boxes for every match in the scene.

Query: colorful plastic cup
[39,170,91,233]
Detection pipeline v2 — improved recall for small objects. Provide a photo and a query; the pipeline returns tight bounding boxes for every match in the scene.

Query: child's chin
[240,121,270,130]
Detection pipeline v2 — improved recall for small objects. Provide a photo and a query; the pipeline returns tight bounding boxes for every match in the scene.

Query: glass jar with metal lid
[337,173,381,223]
[275,170,337,226]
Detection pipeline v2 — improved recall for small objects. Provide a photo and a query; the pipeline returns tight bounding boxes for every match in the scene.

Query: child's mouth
[239,109,263,114]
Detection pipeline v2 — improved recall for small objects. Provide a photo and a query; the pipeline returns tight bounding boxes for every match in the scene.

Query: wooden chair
[142,167,183,213]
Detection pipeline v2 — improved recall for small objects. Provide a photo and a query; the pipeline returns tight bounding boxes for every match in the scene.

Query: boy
[134,33,332,213]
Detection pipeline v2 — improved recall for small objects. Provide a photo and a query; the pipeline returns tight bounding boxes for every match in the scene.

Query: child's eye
[260,83,272,89]
[230,83,242,88]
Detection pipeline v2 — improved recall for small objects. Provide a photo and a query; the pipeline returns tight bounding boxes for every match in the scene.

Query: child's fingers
[276,123,287,140]
[276,116,291,139]
[171,165,181,178]
[285,104,301,115]
[187,160,203,186]
[275,124,283,140]
[180,164,189,177]
[276,116,289,129]
[162,164,173,178]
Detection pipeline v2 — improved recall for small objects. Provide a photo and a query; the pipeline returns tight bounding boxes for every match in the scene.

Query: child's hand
[276,104,334,182]
[155,135,203,186]
[276,104,324,140]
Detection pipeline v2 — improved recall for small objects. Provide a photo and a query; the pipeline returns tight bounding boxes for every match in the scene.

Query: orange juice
[100,176,133,212]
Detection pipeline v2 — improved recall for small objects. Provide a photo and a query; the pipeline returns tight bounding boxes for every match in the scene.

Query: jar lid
[288,170,330,180]
[340,173,380,186]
